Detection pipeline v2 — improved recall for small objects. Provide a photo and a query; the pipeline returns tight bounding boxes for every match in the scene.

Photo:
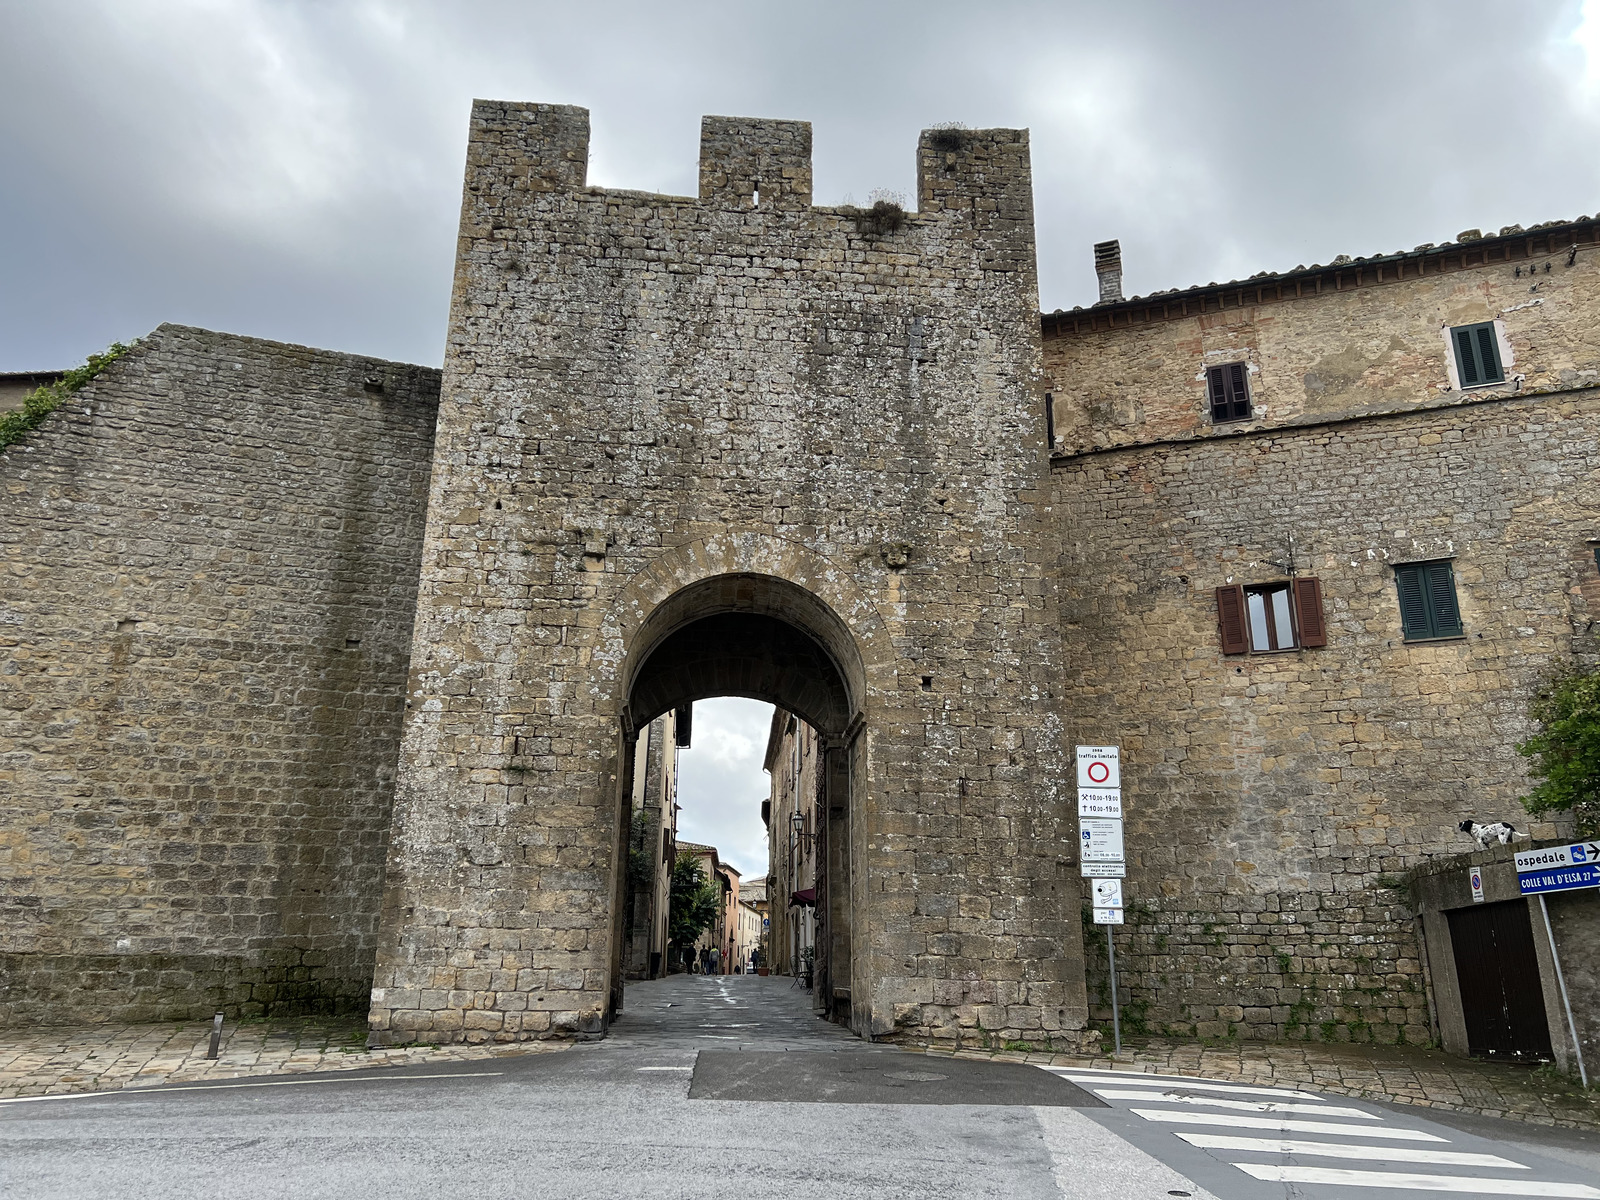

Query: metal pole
[1538,895,1588,1088]
[206,1012,223,1060]
[1107,926,1122,1057]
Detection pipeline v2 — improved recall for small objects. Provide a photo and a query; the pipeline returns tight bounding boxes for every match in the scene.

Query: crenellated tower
[368,101,1083,1048]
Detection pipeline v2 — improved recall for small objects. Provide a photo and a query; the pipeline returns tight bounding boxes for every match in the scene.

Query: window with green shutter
[1394,559,1464,641]
[1450,322,1504,388]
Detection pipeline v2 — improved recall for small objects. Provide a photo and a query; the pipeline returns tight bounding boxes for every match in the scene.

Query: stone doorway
[610,573,865,1032]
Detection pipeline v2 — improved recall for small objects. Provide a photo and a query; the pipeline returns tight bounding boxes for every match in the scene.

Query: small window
[1451,322,1504,388]
[1216,578,1326,655]
[1207,362,1252,423]
[1395,560,1464,641]
[1246,583,1295,651]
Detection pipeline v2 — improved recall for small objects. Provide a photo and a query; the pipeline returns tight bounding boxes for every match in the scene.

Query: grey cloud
[4,1,1596,370]
[674,698,774,882]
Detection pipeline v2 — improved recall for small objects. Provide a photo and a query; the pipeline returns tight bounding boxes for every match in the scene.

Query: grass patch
[0,342,132,451]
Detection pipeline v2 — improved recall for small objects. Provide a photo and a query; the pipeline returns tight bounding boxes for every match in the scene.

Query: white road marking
[1050,1070,1322,1100]
[0,1071,504,1105]
[1234,1163,1600,1196]
[1094,1089,1376,1118]
[1130,1108,1448,1141]
[1175,1133,1527,1169]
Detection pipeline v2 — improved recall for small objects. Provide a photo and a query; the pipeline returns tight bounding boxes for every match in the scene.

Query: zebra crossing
[1046,1066,1600,1198]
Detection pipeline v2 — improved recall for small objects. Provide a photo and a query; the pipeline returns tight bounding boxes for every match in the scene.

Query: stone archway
[609,572,867,1027]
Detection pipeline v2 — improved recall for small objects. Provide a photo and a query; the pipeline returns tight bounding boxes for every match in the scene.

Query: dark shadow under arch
[628,612,852,738]
[621,573,865,739]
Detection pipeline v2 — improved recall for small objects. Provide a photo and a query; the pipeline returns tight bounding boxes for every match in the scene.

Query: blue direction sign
[1519,862,1600,896]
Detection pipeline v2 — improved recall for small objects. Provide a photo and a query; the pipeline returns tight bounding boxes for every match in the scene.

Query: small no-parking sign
[1076,746,1120,789]
[1470,869,1484,903]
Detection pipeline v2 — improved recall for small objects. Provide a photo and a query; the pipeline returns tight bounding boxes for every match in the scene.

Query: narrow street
[3,976,1599,1199]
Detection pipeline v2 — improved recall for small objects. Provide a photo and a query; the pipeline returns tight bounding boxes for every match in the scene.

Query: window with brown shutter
[1218,577,1328,654]
[1293,577,1327,647]
[1216,585,1248,654]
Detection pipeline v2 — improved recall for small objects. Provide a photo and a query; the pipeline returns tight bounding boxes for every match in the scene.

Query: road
[3,974,1598,1199]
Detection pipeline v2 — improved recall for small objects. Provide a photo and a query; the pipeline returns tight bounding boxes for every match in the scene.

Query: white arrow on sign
[1516,842,1600,872]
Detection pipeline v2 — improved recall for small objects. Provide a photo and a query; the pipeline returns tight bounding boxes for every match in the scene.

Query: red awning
[789,888,816,907]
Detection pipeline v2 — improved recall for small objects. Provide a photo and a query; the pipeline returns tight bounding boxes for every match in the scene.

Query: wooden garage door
[1447,900,1554,1062]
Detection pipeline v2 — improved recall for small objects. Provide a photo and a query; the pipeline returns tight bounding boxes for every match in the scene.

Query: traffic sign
[1081,860,1125,878]
[1515,842,1600,873]
[1080,818,1125,861]
[1470,869,1484,903]
[1076,746,1120,789]
[1077,788,1123,819]
[1519,862,1600,896]
[1093,907,1124,925]
[1092,879,1123,909]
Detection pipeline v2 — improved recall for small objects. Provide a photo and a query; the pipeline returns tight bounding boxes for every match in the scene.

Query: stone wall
[367,102,1081,1047]
[1046,240,1600,1043]
[0,326,439,1024]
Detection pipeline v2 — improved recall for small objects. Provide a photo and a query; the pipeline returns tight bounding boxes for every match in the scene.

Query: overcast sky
[675,698,773,881]
[5,1,1600,871]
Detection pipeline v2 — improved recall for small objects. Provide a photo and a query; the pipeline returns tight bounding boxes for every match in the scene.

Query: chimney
[1094,239,1123,304]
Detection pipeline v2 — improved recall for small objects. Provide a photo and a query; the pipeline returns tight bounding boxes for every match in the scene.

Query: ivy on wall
[0,342,132,451]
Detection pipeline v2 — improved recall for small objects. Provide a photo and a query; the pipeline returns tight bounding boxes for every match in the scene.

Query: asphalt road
[3,974,1597,1200]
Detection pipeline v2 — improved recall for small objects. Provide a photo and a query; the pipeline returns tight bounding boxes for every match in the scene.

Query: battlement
[466,100,589,194]
[462,100,1032,226]
[699,115,812,210]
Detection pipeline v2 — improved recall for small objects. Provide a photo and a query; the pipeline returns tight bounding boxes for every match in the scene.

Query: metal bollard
[205,1012,224,1060]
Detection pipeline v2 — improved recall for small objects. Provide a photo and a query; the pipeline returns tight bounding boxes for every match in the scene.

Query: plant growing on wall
[668,852,720,955]
[1519,666,1600,836]
[0,342,132,451]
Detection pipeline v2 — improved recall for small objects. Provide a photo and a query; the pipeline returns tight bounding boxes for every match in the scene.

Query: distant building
[736,898,763,974]
[0,370,62,414]
[678,841,739,974]
[622,708,684,980]
[763,710,820,998]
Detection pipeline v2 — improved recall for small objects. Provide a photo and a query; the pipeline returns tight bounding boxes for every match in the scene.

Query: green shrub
[1518,667,1600,836]
[0,342,133,451]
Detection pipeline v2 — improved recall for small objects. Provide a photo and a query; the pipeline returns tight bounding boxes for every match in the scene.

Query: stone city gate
[364,100,1090,1047]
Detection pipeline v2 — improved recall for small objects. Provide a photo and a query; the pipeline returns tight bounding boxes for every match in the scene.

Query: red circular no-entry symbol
[1087,761,1111,784]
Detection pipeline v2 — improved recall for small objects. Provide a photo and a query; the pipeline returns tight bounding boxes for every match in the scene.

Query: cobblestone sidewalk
[926,1035,1600,1131]
[0,1016,566,1099]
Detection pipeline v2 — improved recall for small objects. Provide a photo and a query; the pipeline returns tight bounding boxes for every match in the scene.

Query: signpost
[1513,841,1598,1088]
[1077,745,1125,1054]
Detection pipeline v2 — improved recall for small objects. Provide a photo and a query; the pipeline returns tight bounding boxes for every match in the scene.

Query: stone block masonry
[0,326,439,1024]
[367,102,1085,1047]
[1046,232,1600,1042]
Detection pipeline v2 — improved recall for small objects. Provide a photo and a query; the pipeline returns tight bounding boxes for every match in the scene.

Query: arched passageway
[610,573,865,1032]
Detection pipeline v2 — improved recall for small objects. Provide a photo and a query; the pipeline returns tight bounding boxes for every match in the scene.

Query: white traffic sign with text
[1080,818,1125,862]
[1076,746,1121,789]
[1077,789,1123,819]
